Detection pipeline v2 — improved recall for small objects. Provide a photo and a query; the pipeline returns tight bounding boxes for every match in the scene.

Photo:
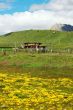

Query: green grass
[0,52,70,67]
[0,30,73,109]
[0,52,73,78]
[0,30,73,77]
[1,52,73,68]
[0,30,73,50]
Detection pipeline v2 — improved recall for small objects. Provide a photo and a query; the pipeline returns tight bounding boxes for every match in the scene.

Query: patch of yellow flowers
[0,73,73,110]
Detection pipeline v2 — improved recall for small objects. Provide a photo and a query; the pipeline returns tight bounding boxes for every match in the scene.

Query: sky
[0,0,73,34]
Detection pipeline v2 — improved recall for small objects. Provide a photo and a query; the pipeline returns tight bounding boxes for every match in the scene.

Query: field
[0,72,73,110]
[0,30,73,109]
[0,51,73,110]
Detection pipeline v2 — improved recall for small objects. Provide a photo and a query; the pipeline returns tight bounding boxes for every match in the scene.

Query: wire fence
[0,42,73,54]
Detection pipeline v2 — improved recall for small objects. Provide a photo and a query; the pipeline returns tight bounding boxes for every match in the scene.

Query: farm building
[20,42,47,52]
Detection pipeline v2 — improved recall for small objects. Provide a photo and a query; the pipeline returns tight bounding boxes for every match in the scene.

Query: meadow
[0,30,73,109]
[0,72,73,110]
[0,51,73,77]
[0,51,73,110]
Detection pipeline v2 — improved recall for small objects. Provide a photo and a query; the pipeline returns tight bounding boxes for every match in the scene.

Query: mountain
[50,24,73,31]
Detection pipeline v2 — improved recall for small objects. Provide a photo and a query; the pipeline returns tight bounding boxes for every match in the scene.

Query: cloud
[0,10,73,35]
[0,0,73,35]
[29,0,73,20]
[0,3,9,9]
[0,0,14,10]
[30,0,73,12]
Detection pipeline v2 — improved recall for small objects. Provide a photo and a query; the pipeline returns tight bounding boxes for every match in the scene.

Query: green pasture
[0,52,73,78]
[0,30,73,50]
[0,30,73,110]
[0,30,73,77]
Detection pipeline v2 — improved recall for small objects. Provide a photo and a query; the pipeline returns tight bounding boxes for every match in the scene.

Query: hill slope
[0,30,73,49]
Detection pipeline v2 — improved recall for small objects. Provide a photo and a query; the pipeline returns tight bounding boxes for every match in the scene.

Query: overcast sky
[0,0,73,34]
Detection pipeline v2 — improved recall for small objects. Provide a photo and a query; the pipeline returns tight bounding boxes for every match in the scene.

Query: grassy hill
[0,30,73,77]
[0,30,73,50]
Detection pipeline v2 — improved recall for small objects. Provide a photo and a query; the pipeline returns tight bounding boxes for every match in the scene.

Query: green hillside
[0,30,73,50]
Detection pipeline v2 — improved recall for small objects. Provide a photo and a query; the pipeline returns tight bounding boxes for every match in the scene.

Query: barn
[20,42,47,52]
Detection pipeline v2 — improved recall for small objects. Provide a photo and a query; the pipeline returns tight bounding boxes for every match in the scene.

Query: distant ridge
[50,24,73,31]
